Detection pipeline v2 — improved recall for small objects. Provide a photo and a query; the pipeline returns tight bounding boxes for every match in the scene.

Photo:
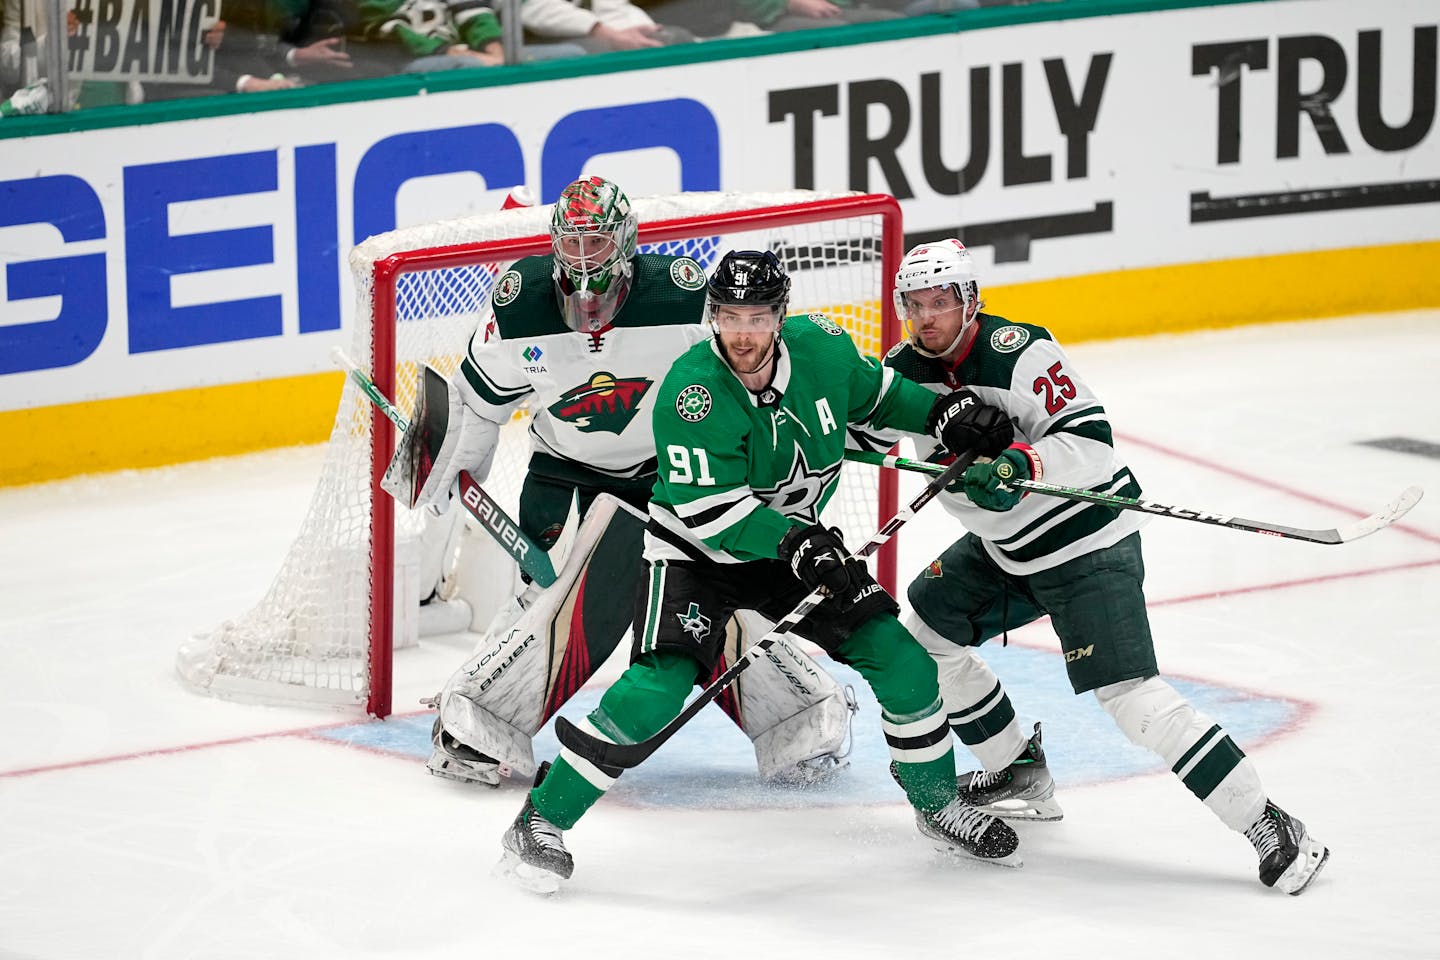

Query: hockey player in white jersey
[851,238,1329,894]
[400,177,855,790]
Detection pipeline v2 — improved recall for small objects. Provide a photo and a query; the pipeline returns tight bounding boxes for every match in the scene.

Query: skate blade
[930,842,1024,869]
[492,851,564,895]
[426,755,501,787]
[981,797,1064,822]
[1276,837,1330,896]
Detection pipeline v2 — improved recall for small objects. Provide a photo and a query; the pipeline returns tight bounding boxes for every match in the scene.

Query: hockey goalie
[387,176,857,787]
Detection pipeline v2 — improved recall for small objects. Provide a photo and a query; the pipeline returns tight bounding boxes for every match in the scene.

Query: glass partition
[0,0,1067,115]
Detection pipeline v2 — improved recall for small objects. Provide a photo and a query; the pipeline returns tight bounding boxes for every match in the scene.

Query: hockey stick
[552,449,979,771]
[844,449,1423,546]
[332,347,557,586]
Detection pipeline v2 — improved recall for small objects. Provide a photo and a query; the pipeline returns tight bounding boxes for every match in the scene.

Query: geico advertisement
[0,0,1435,413]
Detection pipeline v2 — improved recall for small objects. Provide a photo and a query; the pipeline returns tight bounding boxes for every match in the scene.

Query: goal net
[178,190,904,716]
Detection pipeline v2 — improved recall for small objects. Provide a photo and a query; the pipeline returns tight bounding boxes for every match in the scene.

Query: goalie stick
[332,347,557,587]
[843,449,1423,546]
[553,449,978,771]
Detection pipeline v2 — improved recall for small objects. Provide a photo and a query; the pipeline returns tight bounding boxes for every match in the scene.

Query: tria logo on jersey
[548,372,653,434]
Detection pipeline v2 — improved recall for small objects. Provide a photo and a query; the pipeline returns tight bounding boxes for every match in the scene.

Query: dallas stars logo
[548,372,653,434]
[676,602,712,642]
[754,443,843,524]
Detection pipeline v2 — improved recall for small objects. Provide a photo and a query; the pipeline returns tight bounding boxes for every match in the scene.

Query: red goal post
[182,190,904,718]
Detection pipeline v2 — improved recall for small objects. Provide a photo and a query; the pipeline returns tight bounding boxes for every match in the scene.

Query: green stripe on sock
[1171,724,1222,774]
[949,689,1016,747]
[1180,736,1247,801]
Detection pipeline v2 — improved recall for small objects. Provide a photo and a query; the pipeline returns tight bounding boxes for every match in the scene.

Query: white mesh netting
[177,190,900,714]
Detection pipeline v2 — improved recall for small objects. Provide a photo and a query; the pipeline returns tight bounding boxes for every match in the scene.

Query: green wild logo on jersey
[676,384,712,422]
[754,443,842,524]
[493,270,522,307]
[807,313,844,336]
[990,325,1030,353]
[548,372,653,434]
[675,601,712,642]
[669,257,706,291]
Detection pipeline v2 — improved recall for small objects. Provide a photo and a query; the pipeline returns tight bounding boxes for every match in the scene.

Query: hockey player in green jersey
[409,179,855,794]
[853,238,1329,895]
[496,249,1023,894]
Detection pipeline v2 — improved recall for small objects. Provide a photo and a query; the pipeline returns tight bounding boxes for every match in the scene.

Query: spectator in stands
[523,0,696,53]
[734,0,992,31]
[262,0,409,81]
[735,0,902,31]
[358,0,506,70]
[629,0,741,38]
[358,0,583,70]
[1,0,16,98]
[143,2,306,100]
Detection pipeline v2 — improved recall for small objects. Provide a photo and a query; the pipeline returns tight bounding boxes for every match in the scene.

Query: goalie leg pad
[731,614,857,783]
[1095,676,1266,831]
[438,494,646,779]
[906,612,1027,770]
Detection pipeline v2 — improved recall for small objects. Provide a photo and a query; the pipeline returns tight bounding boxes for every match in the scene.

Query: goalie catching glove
[927,389,1013,460]
[381,365,502,511]
[964,444,1043,512]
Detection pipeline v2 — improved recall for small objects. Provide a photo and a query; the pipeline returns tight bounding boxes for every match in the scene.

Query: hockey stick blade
[553,450,977,771]
[843,449,1424,546]
[1330,485,1423,544]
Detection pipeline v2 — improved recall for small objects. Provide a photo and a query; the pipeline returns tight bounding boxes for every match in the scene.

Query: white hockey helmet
[893,239,980,359]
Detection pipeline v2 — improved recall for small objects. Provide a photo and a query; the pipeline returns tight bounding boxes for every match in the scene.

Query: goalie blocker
[431,493,858,785]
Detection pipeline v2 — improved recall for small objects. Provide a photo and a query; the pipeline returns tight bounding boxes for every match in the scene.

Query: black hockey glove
[926,389,1014,460]
[778,524,855,595]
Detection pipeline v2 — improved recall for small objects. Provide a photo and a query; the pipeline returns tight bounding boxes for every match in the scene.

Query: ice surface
[3,312,1438,959]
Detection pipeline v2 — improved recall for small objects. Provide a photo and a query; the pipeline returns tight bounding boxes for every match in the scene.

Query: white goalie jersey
[458,253,711,478]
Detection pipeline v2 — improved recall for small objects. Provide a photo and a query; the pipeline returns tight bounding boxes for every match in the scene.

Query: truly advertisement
[0,0,1436,468]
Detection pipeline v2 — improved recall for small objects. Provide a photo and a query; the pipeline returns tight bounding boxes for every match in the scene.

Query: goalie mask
[705,250,791,377]
[550,176,639,333]
[893,239,982,359]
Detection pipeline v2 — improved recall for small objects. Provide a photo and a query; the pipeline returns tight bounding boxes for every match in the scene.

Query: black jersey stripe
[671,487,752,521]
[884,722,952,753]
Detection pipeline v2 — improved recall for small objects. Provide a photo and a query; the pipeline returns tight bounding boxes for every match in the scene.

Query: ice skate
[957,722,1063,821]
[916,796,1022,867]
[494,764,574,895]
[425,715,501,786]
[1245,800,1329,895]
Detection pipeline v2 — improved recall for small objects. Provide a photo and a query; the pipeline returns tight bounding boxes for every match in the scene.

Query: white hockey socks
[1094,676,1267,831]
[906,613,1028,770]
